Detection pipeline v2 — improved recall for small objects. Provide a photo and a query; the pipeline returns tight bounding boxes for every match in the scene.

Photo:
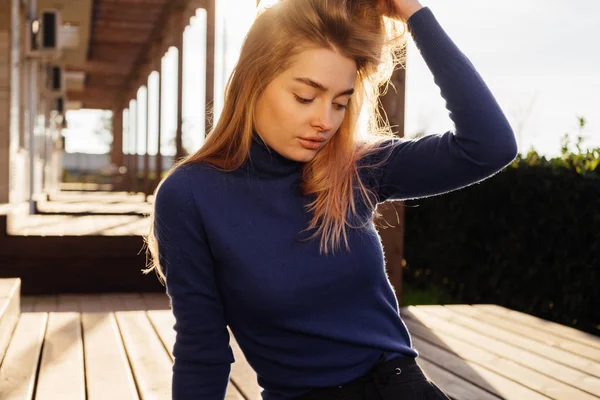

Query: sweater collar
[243,132,303,178]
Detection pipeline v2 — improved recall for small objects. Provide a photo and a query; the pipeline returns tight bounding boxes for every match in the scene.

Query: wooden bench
[1,291,598,399]
[34,192,152,216]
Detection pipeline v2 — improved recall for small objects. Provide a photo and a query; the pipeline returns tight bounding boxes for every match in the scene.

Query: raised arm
[154,166,234,400]
[372,7,518,202]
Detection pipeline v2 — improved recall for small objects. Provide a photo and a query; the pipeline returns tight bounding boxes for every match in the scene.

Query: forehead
[282,47,357,90]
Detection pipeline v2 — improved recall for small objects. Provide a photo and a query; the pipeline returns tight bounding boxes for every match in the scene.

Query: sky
[404,0,600,156]
[62,0,600,159]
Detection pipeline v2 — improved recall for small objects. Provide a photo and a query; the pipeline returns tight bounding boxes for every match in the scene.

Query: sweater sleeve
[153,166,235,400]
[372,7,518,203]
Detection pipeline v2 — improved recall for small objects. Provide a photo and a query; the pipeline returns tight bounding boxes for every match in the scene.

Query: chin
[291,149,318,163]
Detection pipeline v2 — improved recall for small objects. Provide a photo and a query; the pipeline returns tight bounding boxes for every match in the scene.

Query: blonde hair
[144,0,408,282]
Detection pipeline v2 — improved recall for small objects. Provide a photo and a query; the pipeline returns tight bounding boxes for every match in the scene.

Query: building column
[111,105,124,190]
[143,79,151,196]
[127,99,138,193]
[154,55,163,193]
[40,97,48,192]
[111,106,124,169]
[132,98,140,194]
[175,9,185,160]
[122,107,130,192]
[0,0,12,203]
[375,68,407,305]
[205,0,215,137]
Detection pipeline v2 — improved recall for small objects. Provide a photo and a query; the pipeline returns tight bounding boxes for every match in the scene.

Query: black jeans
[295,355,450,400]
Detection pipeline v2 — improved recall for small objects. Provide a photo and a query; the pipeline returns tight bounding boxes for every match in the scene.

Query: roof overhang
[44,0,200,110]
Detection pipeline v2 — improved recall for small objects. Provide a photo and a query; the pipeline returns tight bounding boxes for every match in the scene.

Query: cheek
[327,112,346,135]
[272,96,304,127]
[335,112,346,128]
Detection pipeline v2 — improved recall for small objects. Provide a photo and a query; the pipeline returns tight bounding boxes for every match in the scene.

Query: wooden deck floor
[1,294,598,399]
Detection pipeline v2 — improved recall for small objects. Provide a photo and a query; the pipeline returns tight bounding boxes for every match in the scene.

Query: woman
[145,0,518,398]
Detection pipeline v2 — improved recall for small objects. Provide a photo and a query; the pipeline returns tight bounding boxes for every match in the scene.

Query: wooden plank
[406,307,600,397]
[228,329,262,399]
[7,214,149,236]
[50,191,147,202]
[68,61,131,76]
[76,294,107,312]
[100,293,128,311]
[36,312,85,400]
[405,308,598,400]
[56,294,82,312]
[0,278,20,363]
[417,357,501,400]
[35,198,151,215]
[146,310,176,358]
[0,278,19,295]
[0,313,47,400]
[224,382,249,398]
[82,312,139,399]
[141,292,170,310]
[147,310,246,399]
[20,296,35,312]
[117,0,186,108]
[474,304,600,351]
[119,293,147,310]
[417,305,600,379]
[448,305,600,362]
[115,310,172,399]
[413,335,550,399]
[31,295,58,312]
[0,203,21,214]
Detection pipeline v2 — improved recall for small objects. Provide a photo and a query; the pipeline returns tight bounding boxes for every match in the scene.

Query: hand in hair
[376,0,424,22]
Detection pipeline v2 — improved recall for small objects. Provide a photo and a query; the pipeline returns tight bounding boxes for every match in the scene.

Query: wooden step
[35,312,86,399]
[0,235,163,295]
[0,278,21,365]
[0,312,47,399]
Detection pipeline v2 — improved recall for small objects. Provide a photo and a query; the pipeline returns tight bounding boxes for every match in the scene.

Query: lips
[299,137,326,150]
[302,136,326,142]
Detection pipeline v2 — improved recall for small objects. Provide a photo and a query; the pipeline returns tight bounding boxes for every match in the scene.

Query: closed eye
[294,95,312,104]
[294,95,348,111]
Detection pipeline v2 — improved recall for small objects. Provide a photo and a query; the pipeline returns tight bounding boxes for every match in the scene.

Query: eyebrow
[293,77,355,97]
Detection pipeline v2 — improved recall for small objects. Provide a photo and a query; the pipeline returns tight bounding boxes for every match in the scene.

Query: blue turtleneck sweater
[154,6,518,400]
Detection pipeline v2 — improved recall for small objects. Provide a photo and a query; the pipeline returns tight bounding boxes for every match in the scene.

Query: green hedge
[402,150,599,335]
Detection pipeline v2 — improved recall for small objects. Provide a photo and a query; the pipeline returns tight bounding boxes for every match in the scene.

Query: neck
[242,132,303,178]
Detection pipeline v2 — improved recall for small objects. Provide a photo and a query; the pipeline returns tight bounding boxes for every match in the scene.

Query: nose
[311,105,334,132]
